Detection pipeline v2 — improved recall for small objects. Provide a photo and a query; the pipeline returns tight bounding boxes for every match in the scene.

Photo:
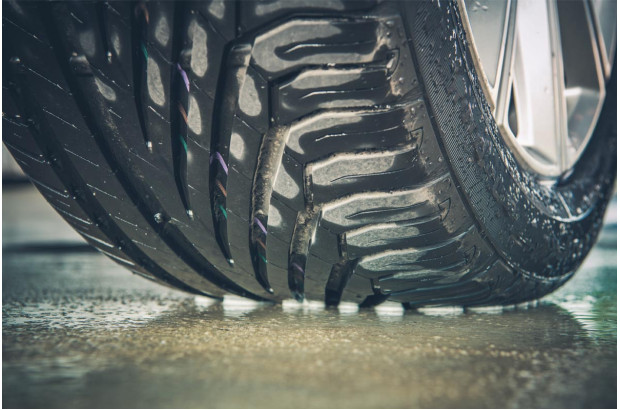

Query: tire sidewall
[402,0,617,280]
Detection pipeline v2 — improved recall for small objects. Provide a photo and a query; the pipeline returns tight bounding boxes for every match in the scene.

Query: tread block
[367,232,496,296]
[343,186,472,257]
[239,0,380,33]
[320,175,452,233]
[285,106,417,163]
[250,15,395,79]
[307,135,445,204]
[274,64,408,123]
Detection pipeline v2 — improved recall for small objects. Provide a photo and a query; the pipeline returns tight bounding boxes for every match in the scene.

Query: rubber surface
[3,0,616,307]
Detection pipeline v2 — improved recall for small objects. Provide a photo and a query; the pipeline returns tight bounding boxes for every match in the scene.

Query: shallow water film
[3,185,617,408]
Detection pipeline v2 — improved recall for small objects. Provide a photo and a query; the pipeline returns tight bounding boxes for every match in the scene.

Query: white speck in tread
[114,215,139,228]
[76,229,115,248]
[98,249,135,266]
[24,66,67,92]
[70,12,84,24]
[147,105,168,123]
[131,239,157,250]
[29,177,69,198]
[42,108,78,130]
[51,204,93,225]
[64,147,99,167]
[108,108,122,119]
[87,183,118,199]
[5,142,46,164]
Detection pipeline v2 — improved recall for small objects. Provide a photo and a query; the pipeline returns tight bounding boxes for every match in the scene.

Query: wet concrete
[3,185,617,408]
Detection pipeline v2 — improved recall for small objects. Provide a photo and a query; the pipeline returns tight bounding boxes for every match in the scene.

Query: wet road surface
[3,185,617,408]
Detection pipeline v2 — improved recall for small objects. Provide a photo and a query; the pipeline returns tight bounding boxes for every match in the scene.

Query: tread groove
[39,3,265,300]
[250,125,289,293]
[130,1,152,150]
[210,42,253,266]
[5,52,206,298]
[170,2,192,215]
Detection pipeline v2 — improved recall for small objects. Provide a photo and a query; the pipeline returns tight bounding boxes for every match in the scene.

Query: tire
[3,0,616,307]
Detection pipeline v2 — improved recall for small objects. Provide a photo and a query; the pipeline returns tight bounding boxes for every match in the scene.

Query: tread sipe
[4,0,615,307]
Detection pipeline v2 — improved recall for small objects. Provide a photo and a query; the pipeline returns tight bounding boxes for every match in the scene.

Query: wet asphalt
[2,184,617,408]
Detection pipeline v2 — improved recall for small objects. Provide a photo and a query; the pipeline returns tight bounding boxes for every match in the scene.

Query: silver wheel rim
[458,0,616,177]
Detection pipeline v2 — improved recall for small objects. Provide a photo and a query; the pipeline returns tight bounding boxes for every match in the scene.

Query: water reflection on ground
[2,186,617,408]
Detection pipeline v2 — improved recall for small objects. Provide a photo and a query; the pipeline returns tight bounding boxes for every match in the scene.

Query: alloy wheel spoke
[461,0,614,178]
[556,0,606,166]
[589,0,617,79]
[494,0,517,122]
[510,0,567,173]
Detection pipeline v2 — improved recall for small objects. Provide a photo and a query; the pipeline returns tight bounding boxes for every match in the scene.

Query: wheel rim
[458,0,616,177]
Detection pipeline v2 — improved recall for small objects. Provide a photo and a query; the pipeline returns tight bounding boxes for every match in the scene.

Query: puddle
[2,186,616,408]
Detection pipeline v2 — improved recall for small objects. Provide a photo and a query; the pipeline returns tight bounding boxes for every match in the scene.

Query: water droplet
[154,212,164,223]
